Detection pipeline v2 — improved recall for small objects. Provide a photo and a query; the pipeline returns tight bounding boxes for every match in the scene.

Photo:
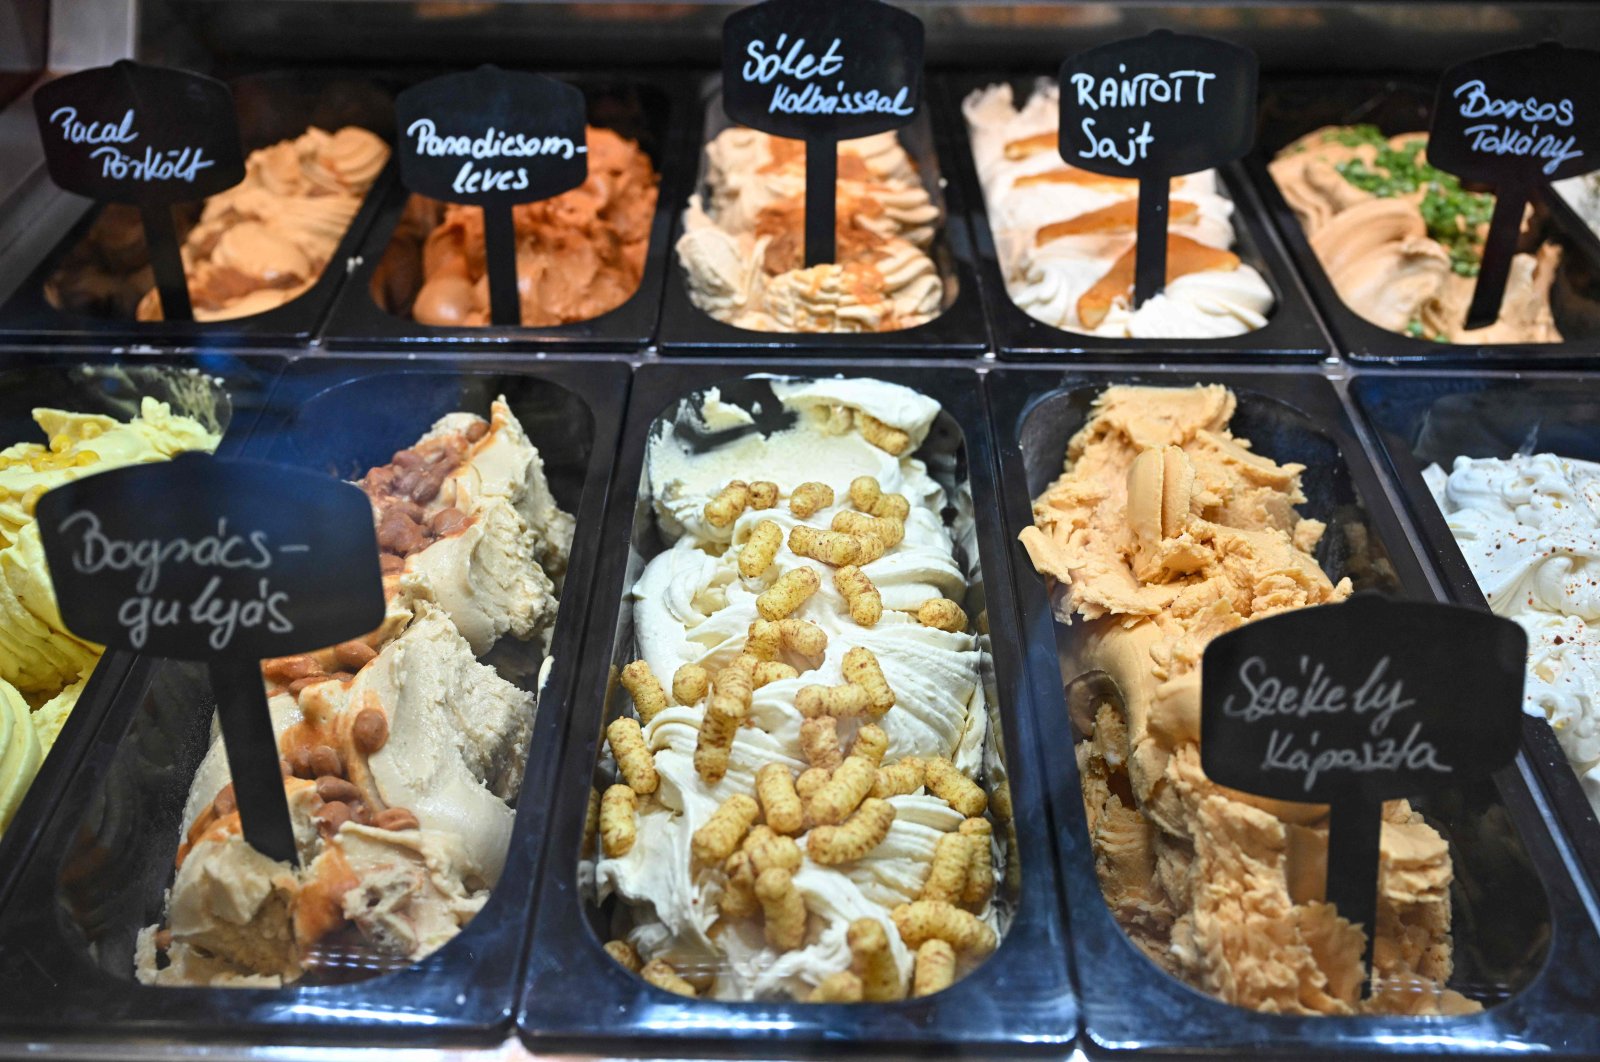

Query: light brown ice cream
[1270,126,1560,344]
[1020,385,1476,1016]
[675,129,946,333]
[388,126,658,328]
[133,126,389,322]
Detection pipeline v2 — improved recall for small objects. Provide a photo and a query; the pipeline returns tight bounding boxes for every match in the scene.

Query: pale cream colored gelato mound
[964,82,1274,339]
[1270,126,1560,344]
[138,401,571,986]
[1021,385,1477,1016]
[593,378,1004,1001]
[676,129,946,333]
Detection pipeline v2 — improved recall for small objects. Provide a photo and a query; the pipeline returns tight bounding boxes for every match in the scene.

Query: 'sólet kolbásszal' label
[722,0,924,266]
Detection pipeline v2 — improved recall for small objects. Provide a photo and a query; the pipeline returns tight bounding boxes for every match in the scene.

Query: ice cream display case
[989,366,1600,1055]
[520,364,1074,1052]
[945,75,1331,362]
[1247,78,1600,367]
[4,0,1600,1058]
[0,352,279,910]
[0,357,626,1043]
[0,74,397,349]
[1351,372,1600,920]
[654,80,991,356]
[322,75,689,353]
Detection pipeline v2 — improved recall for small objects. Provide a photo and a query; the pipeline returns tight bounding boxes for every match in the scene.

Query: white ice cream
[963,81,1274,338]
[594,377,999,1001]
[1425,453,1600,812]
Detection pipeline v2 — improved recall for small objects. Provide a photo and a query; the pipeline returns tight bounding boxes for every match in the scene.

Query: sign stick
[804,135,837,268]
[139,201,193,322]
[484,202,521,327]
[209,659,298,865]
[1324,797,1382,990]
[1134,178,1169,308]
[1464,184,1528,330]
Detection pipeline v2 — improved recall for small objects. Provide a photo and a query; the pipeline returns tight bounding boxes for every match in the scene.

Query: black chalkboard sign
[33,61,245,322]
[722,0,924,266]
[1429,42,1600,330]
[1201,593,1524,982]
[36,453,385,864]
[394,66,589,327]
[1059,30,1258,307]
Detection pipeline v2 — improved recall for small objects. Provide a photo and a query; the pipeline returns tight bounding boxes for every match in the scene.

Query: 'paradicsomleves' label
[395,66,589,207]
[1430,42,1600,186]
[33,60,245,205]
[722,0,924,142]
[36,453,385,662]
[1200,593,1524,805]
[1058,30,1257,180]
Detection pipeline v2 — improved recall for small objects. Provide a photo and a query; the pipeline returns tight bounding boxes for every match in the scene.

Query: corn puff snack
[808,798,895,864]
[601,784,637,857]
[739,519,783,578]
[756,567,820,620]
[621,660,668,724]
[704,480,750,528]
[789,481,834,518]
[833,565,883,627]
[607,717,659,795]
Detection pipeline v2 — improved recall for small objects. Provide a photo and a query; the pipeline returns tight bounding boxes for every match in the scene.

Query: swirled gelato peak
[1424,452,1600,814]
[675,128,947,333]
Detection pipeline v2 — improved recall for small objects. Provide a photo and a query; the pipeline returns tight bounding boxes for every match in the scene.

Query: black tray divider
[0,74,400,352]
[518,360,1076,1055]
[0,355,627,1047]
[939,74,1330,364]
[1348,369,1600,926]
[988,365,1600,1058]
[654,77,991,357]
[319,72,696,354]
[1243,77,1600,369]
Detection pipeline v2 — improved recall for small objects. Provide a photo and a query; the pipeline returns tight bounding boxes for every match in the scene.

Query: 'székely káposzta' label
[1057,30,1257,306]
[1201,593,1523,804]
[1200,592,1523,972]
[1428,42,1600,328]
[32,61,244,204]
[36,452,384,661]
[394,66,588,207]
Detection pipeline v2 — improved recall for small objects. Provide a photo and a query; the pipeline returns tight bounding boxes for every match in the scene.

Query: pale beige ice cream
[0,398,220,836]
[593,378,1005,1001]
[1020,385,1476,1016]
[137,399,571,986]
[1425,453,1600,816]
[135,126,389,322]
[964,82,1274,339]
[676,129,946,333]
[1271,126,1560,344]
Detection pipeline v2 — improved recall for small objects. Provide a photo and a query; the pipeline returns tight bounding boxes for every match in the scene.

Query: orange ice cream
[136,126,390,322]
[393,126,658,328]
[1020,385,1477,1016]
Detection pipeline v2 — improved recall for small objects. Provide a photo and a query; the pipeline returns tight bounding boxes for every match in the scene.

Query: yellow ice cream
[1021,385,1475,1016]
[0,678,43,832]
[0,396,220,836]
